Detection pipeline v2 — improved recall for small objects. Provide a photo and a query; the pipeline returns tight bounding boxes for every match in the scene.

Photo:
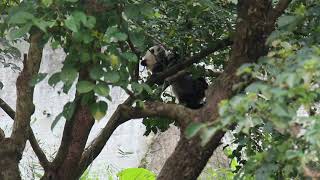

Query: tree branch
[0,97,49,170]
[0,98,15,119]
[120,101,195,127]
[0,128,4,142]
[28,130,50,170]
[78,99,129,175]
[77,98,197,175]
[77,37,232,175]
[49,69,95,179]
[269,0,292,22]
[147,37,232,85]
[9,32,45,164]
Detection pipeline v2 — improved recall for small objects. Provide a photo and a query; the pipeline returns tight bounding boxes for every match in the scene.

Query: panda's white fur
[141,45,171,72]
[141,45,208,109]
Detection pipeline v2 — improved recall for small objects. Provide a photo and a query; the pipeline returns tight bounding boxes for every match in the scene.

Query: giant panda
[141,45,208,109]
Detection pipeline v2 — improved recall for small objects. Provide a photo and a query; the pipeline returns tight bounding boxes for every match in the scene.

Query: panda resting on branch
[140,45,208,109]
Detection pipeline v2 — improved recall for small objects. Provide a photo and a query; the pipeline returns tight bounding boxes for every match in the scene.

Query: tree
[0,0,319,179]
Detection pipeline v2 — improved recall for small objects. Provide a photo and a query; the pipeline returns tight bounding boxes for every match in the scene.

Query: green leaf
[113,32,127,41]
[131,82,143,95]
[64,15,79,32]
[72,11,86,25]
[63,83,73,94]
[76,81,95,93]
[237,63,253,75]
[51,113,63,131]
[8,24,32,40]
[84,16,96,29]
[8,11,34,24]
[60,67,78,83]
[272,104,288,117]
[33,19,55,32]
[90,101,108,120]
[94,82,110,97]
[277,15,297,28]
[104,26,127,42]
[89,66,104,80]
[48,72,61,87]
[130,32,145,49]
[80,51,90,63]
[201,126,221,146]
[124,5,140,20]
[117,168,156,180]
[185,122,205,139]
[104,71,120,83]
[141,83,152,94]
[122,52,138,63]
[30,73,47,86]
[80,92,95,105]
[41,0,53,7]
[62,101,76,121]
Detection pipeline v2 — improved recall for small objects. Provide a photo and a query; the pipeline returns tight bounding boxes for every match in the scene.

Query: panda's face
[141,45,167,72]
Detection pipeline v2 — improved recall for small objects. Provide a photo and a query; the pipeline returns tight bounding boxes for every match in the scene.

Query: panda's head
[141,45,170,73]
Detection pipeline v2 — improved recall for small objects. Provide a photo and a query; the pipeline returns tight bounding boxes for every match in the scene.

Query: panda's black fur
[141,45,208,109]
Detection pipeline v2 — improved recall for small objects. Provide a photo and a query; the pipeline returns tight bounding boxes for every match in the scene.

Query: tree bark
[158,0,289,179]
[0,31,44,180]
[42,69,95,180]
[54,105,94,180]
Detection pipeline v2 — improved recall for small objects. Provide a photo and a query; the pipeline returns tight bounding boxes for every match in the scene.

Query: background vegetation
[0,0,319,179]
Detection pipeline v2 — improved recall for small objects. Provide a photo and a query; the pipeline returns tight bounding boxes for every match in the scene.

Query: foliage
[117,168,156,180]
[191,1,320,179]
[1,0,319,179]
[0,0,232,131]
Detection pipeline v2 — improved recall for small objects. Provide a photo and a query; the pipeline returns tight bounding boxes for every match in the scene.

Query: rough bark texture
[54,105,94,180]
[0,32,44,180]
[157,0,284,179]
[41,69,95,180]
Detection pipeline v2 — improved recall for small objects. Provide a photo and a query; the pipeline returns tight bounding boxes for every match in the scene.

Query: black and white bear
[141,45,208,109]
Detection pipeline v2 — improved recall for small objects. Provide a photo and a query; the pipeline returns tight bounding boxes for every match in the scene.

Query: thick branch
[0,97,50,170]
[11,31,44,152]
[78,100,195,175]
[78,101,127,175]
[121,101,195,127]
[269,0,292,22]
[48,69,95,180]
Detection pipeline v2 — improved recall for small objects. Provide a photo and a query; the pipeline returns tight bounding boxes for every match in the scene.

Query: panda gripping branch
[141,45,208,109]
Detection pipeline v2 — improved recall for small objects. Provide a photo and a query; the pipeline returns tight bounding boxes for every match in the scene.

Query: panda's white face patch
[141,45,168,72]
[142,48,157,71]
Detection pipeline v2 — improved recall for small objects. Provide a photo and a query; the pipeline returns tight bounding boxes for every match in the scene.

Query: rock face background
[0,42,229,179]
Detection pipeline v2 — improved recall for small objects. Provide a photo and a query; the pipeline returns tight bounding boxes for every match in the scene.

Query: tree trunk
[158,131,225,179]
[0,32,44,180]
[158,0,282,179]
